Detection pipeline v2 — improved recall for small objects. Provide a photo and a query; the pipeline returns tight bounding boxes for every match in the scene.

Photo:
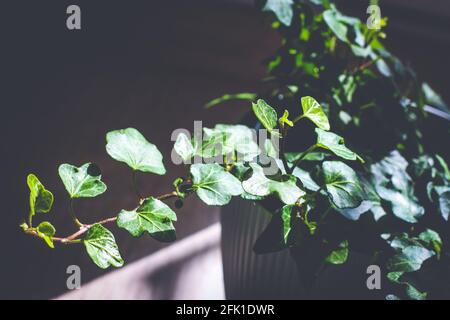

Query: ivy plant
[21,96,366,274]
[20,0,450,300]
[206,0,450,299]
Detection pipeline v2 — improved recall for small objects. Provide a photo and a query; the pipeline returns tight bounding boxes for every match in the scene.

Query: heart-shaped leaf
[301,96,330,130]
[37,221,56,249]
[58,163,107,198]
[191,163,243,206]
[83,224,124,269]
[252,99,278,134]
[106,128,166,175]
[27,174,54,217]
[117,197,177,242]
[323,161,364,209]
[316,128,364,162]
[263,0,294,27]
[242,163,305,205]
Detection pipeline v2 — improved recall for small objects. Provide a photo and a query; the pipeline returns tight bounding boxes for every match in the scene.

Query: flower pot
[221,198,388,299]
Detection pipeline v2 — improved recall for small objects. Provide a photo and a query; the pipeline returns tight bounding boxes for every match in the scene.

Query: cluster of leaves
[207,0,450,299]
[21,96,369,273]
[21,0,449,299]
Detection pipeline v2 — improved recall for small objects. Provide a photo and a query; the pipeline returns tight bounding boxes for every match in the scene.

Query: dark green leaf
[323,161,365,210]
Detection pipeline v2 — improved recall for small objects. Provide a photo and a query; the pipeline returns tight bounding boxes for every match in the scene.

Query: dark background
[1,0,449,299]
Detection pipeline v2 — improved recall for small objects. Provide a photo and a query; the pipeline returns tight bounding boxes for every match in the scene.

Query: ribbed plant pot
[221,198,385,299]
[220,198,303,299]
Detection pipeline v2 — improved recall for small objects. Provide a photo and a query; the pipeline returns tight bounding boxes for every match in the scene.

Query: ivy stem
[69,199,83,228]
[24,190,180,245]
[292,114,305,125]
[279,125,290,174]
[131,170,143,200]
[288,144,318,174]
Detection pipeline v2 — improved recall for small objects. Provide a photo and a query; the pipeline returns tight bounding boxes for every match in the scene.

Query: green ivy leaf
[263,0,294,27]
[419,229,442,258]
[37,221,56,249]
[117,197,177,242]
[202,124,260,161]
[252,99,278,134]
[292,167,320,191]
[371,151,424,223]
[106,128,166,175]
[438,190,450,221]
[205,92,257,109]
[323,161,365,209]
[316,128,364,162]
[27,174,54,217]
[191,163,243,206]
[242,163,305,205]
[325,240,349,265]
[174,133,196,162]
[387,246,434,273]
[301,96,330,130]
[83,224,124,269]
[387,272,427,300]
[253,205,301,253]
[323,9,348,42]
[279,110,294,127]
[58,163,107,198]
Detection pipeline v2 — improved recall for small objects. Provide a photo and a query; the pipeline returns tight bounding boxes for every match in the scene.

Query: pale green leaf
[174,133,196,162]
[263,0,294,27]
[252,99,278,134]
[242,163,305,205]
[117,197,177,242]
[37,221,56,249]
[106,128,165,174]
[191,163,243,206]
[58,163,107,198]
[301,96,330,130]
[27,174,54,216]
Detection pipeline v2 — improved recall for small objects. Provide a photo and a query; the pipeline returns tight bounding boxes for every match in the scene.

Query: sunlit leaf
[106,128,165,175]
[301,96,330,130]
[27,174,54,217]
[191,163,243,206]
[58,163,107,198]
[83,224,124,269]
